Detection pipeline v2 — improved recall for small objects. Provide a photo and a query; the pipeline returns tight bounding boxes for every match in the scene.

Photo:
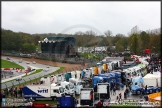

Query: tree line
[1,26,161,56]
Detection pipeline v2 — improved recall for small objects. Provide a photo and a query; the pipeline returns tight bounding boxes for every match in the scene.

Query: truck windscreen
[59,88,64,93]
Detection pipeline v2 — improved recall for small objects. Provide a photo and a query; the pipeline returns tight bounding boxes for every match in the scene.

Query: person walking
[124,91,127,99]
[145,85,147,92]
[120,83,124,90]
[118,93,122,102]
[116,95,119,102]
[113,86,116,95]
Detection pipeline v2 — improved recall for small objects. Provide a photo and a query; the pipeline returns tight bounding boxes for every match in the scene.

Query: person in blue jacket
[81,70,85,79]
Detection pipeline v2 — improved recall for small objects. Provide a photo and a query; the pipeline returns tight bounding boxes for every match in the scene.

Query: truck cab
[64,72,72,82]
[59,81,75,95]
[75,70,81,79]
[98,74,110,83]
[110,71,121,90]
[80,88,94,106]
[131,76,144,95]
[93,76,104,92]
[83,68,92,79]
[51,86,65,98]
[113,70,127,85]
[69,78,85,94]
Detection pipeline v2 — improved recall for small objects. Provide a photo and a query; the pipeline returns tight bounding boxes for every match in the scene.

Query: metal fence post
[34,77,37,84]
[18,80,20,86]
[23,79,26,85]
[11,82,14,87]
[4,83,7,89]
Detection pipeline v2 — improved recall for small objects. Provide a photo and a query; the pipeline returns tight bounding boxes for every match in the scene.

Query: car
[16,76,22,81]
[26,62,30,64]
[46,65,50,68]
[43,68,49,72]
[6,57,10,60]
[33,61,36,64]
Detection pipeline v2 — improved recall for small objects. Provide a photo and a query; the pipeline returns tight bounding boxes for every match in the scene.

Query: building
[38,36,76,57]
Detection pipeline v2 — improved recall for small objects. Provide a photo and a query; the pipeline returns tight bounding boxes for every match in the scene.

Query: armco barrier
[1,70,36,83]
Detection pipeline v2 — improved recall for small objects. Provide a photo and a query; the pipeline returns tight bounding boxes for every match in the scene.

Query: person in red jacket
[97,100,102,107]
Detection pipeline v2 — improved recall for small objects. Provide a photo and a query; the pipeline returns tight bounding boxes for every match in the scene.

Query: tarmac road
[1,56,60,89]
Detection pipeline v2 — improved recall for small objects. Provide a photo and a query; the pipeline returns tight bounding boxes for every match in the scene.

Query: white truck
[80,88,94,106]
[58,81,75,95]
[94,83,110,107]
[69,78,85,94]
[23,85,64,100]
[97,83,110,101]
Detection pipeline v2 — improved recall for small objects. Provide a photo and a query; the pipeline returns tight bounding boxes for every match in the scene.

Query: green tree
[129,33,140,54]
[115,41,124,52]
[140,31,150,50]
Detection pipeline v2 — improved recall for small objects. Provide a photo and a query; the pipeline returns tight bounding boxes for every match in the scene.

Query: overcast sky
[2,1,161,36]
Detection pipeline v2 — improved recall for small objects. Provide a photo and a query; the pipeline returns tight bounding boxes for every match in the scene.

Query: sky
[1,1,161,36]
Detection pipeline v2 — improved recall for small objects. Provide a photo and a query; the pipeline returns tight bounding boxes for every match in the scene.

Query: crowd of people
[1,86,24,99]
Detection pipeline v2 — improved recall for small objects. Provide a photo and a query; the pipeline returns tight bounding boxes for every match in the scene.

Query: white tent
[143,74,160,87]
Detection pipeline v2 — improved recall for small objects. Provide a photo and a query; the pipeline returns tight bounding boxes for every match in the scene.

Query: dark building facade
[40,36,76,56]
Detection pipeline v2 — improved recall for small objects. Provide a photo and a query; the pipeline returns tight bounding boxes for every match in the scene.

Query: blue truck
[57,94,78,107]
[131,76,161,95]
[92,76,104,92]
[110,72,121,90]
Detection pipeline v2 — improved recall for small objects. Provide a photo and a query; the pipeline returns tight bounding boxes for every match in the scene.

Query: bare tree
[85,30,97,36]
[75,31,84,35]
[104,30,113,36]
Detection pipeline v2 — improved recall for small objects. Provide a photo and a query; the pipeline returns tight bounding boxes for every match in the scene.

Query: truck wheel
[137,90,141,95]
[156,89,159,93]
[149,90,153,94]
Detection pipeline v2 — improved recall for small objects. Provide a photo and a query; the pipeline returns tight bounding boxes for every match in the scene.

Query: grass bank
[22,69,43,78]
[1,59,24,69]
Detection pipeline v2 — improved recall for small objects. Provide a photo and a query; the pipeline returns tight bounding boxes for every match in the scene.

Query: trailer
[80,88,94,106]
[23,85,64,100]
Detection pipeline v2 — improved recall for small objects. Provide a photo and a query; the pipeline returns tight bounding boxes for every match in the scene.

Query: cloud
[1,1,161,36]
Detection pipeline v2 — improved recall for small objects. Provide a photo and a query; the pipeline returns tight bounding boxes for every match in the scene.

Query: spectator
[116,96,119,101]
[120,83,124,90]
[124,56,126,64]
[20,89,22,97]
[118,93,122,102]
[110,87,113,95]
[145,85,148,94]
[81,70,85,79]
[113,86,116,95]
[14,89,17,98]
[97,100,102,107]
[124,91,127,99]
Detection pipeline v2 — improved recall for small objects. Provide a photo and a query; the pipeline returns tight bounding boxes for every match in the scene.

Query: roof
[45,36,75,41]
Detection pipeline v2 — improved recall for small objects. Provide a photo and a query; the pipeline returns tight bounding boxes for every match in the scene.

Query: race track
[1,56,60,89]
